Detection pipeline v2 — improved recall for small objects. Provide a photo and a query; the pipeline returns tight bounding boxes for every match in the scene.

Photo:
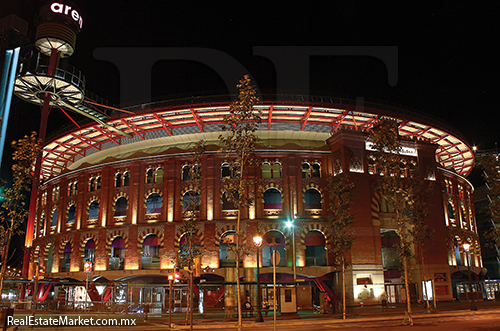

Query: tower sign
[50,2,83,28]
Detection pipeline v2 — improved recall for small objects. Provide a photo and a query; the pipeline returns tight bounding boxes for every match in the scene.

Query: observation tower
[13,1,126,282]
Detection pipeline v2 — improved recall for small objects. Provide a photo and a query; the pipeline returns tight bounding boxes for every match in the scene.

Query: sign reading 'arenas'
[50,2,83,28]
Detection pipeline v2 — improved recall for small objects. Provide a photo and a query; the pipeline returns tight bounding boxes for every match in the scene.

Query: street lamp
[253,235,264,322]
[463,243,477,311]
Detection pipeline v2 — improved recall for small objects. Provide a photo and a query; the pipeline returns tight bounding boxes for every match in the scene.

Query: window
[304,189,321,210]
[115,172,122,187]
[52,186,60,201]
[155,167,163,183]
[146,168,154,184]
[262,162,282,178]
[146,193,162,214]
[67,205,76,224]
[312,163,321,178]
[39,213,45,236]
[142,235,160,269]
[68,181,77,196]
[96,176,101,190]
[222,191,237,211]
[179,233,201,263]
[182,165,191,181]
[272,162,282,178]
[109,237,125,270]
[262,163,271,178]
[89,177,95,192]
[51,208,58,227]
[302,163,311,178]
[368,155,377,175]
[263,188,282,210]
[221,162,231,178]
[305,231,326,266]
[182,191,200,212]
[219,231,239,267]
[83,239,95,271]
[114,197,128,217]
[123,172,130,186]
[45,244,54,273]
[61,242,71,272]
[88,201,99,220]
[221,162,239,178]
[381,230,401,269]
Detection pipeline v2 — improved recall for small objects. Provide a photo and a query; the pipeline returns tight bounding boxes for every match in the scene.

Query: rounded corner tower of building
[28,94,482,308]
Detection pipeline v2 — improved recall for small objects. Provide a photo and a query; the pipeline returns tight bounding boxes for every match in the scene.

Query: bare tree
[219,75,261,330]
[327,164,355,320]
[177,140,205,330]
[369,119,414,325]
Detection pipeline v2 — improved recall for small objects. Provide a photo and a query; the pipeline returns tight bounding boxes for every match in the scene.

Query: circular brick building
[28,95,482,311]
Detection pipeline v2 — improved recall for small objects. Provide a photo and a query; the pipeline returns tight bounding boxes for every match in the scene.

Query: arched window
[123,172,130,186]
[114,197,128,217]
[302,163,311,178]
[220,231,238,267]
[222,191,237,211]
[115,172,122,187]
[146,168,154,184]
[83,239,95,271]
[312,163,321,178]
[262,162,271,178]
[155,167,163,183]
[67,205,76,224]
[179,233,201,263]
[89,178,95,192]
[448,201,456,221]
[45,244,54,273]
[96,176,101,190]
[272,162,282,178]
[109,237,125,270]
[263,188,282,210]
[305,231,326,266]
[88,201,99,220]
[68,183,73,196]
[304,189,321,210]
[368,155,377,175]
[182,191,200,212]
[142,235,160,269]
[61,242,71,272]
[262,230,286,267]
[221,163,230,178]
[146,193,162,214]
[51,208,58,227]
[182,165,190,181]
[39,213,45,236]
[232,163,241,178]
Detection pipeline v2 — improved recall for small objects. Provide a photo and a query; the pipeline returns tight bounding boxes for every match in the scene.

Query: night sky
[1,0,499,177]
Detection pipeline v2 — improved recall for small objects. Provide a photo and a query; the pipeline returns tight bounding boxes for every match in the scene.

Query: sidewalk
[4,300,500,330]
[166,300,500,329]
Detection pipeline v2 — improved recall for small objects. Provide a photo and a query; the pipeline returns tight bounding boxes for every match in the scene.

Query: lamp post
[253,235,264,322]
[285,219,296,281]
[168,274,174,328]
[463,243,477,311]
